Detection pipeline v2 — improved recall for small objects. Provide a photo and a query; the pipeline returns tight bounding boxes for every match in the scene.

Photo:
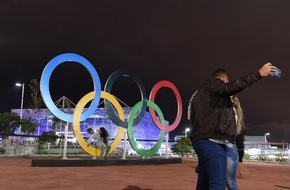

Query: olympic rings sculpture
[40,53,183,157]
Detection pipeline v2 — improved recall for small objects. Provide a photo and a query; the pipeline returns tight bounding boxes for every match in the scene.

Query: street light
[15,82,25,133]
[264,132,270,143]
[264,132,270,150]
[46,119,52,132]
[185,128,190,138]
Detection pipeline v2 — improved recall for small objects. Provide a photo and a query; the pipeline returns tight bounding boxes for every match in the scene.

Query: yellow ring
[73,91,125,156]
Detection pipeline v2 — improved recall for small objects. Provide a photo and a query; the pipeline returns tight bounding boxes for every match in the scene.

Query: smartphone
[272,68,281,78]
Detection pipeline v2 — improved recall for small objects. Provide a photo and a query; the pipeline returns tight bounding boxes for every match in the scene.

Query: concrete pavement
[0,157,290,190]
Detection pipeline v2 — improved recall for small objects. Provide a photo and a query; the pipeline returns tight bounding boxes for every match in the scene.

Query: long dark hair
[100,127,109,144]
[99,127,107,135]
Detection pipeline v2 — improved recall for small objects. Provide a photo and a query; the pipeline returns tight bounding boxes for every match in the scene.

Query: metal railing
[244,141,290,162]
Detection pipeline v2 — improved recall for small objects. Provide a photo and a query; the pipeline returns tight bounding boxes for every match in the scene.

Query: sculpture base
[31,156,182,167]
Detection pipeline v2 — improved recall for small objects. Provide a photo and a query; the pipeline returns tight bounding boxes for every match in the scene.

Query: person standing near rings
[225,95,244,190]
[189,63,277,190]
[189,94,244,189]
[236,128,246,178]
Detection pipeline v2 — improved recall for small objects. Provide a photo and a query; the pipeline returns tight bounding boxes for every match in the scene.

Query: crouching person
[87,127,111,159]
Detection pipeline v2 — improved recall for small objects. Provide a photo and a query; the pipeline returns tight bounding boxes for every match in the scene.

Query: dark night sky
[1,0,290,142]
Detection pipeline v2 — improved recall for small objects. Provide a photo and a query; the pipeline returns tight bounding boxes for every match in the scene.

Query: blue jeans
[226,142,239,190]
[193,139,227,190]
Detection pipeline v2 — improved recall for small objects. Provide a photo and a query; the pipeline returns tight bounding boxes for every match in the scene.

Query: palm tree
[28,78,44,109]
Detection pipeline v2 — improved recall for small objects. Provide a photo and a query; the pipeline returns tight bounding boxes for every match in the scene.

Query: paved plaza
[0,157,290,190]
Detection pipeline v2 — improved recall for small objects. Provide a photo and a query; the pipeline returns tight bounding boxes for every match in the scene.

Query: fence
[0,136,38,156]
[244,141,290,162]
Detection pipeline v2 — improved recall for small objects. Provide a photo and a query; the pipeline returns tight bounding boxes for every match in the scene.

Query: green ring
[127,100,166,157]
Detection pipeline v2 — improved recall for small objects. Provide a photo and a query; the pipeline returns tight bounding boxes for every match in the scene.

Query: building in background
[11,107,169,151]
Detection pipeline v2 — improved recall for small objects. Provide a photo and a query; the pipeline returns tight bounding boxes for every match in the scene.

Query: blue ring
[40,53,101,122]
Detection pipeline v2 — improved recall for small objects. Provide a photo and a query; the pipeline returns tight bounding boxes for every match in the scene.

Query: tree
[37,130,59,154]
[28,78,44,109]
[0,112,37,139]
[20,117,38,134]
[38,131,58,144]
[0,112,21,138]
[172,137,193,157]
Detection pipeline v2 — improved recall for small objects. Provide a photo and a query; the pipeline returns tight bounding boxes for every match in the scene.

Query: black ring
[104,69,147,128]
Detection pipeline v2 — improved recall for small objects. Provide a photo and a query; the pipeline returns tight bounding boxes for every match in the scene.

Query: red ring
[149,80,182,132]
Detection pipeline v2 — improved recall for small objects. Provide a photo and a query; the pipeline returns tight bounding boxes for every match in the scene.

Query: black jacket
[190,71,262,144]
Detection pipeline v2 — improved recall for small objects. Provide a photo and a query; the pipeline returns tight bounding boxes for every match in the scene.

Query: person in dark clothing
[236,129,247,178]
[189,63,277,190]
[236,129,246,163]
[99,127,111,158]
